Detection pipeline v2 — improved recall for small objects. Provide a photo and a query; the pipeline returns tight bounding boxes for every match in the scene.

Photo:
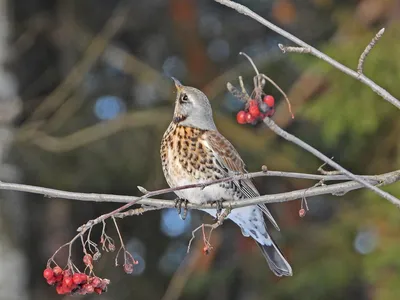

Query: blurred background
[0,0,399,299]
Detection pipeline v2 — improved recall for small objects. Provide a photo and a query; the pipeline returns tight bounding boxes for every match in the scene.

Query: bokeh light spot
[207,39,230,62]
[130,252,146,276]
[158,242,187,275]
[354,228,378,255]
[199,14,222,38]
[162,56,187,79]
[160,208,191,238]
[94,95,126,120]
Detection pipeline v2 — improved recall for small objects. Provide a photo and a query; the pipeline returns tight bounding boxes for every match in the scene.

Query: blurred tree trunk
[0,0,27,298]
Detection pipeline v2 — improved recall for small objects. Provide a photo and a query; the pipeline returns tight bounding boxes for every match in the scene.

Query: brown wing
[202,130,280,231]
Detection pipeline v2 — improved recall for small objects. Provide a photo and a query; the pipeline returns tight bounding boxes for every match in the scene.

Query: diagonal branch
[263,118,400,207]
[213,0,400,110]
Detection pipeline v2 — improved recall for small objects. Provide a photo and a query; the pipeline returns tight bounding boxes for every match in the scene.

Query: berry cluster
[43,265,110,295]
[236,95,275,125]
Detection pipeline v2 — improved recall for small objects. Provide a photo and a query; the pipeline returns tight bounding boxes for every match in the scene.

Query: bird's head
[171,78,217,131]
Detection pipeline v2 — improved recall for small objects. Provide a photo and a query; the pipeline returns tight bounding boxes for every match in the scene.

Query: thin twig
[278,44,311,54]
[318,160,342,175]
[238,76,250,99]
[259,74,294,118]
[113,206,158,218]
[357,28,385,75]
[187,210,228,254]
[214,0,400,109]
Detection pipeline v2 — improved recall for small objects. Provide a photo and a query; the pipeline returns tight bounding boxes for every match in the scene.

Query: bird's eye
[180,94,189,103]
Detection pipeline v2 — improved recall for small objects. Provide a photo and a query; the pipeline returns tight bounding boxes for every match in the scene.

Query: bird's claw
[212,200,224,220]
[174,197,189,220]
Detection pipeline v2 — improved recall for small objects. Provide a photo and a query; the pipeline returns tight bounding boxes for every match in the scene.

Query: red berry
[245,112,255,124]
[236,110,246,124]
[91,277,101,288]
[203,246,210,255]
[108,243,116,252]
[56,284,66,295]
[299,208,306,218]
[100,278,110,288]
[124,263,134,274]
[83,283,94,294]
[43,268,54,280]
[55,274,63,283]
[249,104,260,118]
[53,266,62,276]
[79,273,88,283]
[72,273,82,285]
[249,99,257,107]
[263,95,275,107]
[46,277,57,285]
[63,276,73,288]
[94,287,103,295]
[62,286,72,295]
[83,254,92,266]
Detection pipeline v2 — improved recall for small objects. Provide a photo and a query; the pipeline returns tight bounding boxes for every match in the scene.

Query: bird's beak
[171,77,183,93]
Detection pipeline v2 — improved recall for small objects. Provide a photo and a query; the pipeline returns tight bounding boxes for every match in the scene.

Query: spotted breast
[160,123,242,205]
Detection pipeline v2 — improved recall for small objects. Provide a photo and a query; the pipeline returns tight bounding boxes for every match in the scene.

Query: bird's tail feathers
[257,237,292,277]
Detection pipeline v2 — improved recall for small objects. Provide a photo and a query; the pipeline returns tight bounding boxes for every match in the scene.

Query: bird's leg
[174,197,183,215]
[181,199,189,220]
[174,197,189,220]
[212,199,224,220]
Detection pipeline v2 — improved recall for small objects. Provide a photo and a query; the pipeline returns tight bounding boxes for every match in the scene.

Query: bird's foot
[174,197,189,220]
[212,199,224,220]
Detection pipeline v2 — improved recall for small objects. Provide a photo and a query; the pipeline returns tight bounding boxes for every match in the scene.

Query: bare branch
[0,169,398,209]
[357,28,385,75]
[263,118,400,207]
[226,52,400,208]
[214,0,400,109]
[278,44,311,54]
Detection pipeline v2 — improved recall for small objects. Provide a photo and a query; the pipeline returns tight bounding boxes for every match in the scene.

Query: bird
[160,78,292,277]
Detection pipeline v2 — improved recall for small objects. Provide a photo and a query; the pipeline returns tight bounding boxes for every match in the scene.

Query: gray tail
[257,239,293,277]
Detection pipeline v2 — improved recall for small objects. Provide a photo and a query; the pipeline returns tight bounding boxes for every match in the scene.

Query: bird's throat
[173,114,187,124]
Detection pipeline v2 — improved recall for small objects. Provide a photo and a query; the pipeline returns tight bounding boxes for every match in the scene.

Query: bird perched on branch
[160,78,292,277]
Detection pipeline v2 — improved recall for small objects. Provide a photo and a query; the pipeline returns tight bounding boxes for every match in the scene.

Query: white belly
[172,177,232,205]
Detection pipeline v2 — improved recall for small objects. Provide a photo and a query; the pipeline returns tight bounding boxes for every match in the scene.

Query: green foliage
[299,26,400,146]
